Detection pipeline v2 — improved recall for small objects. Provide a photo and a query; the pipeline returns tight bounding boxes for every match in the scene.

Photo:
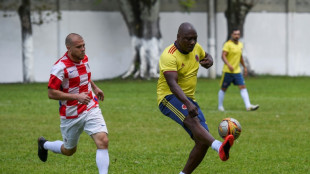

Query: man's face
[231,30,240,41]
[67,37,85,61]
[177,30,197,53]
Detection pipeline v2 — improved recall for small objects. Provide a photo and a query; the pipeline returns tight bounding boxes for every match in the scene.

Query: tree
[1,0,60,83]
[224,0,258,40]
[224,0,259,76]
[18,0,34,83]
[118,0,162,79]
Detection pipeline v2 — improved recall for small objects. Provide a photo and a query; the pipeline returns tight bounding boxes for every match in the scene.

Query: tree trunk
[224,0,257,76]
[224,0,256,40]
[18,0,34,83]
[118,0,162,79]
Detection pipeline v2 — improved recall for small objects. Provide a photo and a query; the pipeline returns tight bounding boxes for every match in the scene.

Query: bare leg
[181,116,215,173]
[182,141,209,174]
[183,116,215,146]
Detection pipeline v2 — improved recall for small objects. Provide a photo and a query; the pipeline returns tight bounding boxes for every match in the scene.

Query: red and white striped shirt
[48,52,99,119]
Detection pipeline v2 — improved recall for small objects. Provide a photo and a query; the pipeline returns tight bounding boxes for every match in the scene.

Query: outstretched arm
[164,71,198,117]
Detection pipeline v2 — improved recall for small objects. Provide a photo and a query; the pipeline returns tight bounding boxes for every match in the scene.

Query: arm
[164,72,198,117]
[199,52,213,69]
[222,51,234,71]
[240,55,248,77]
[90,80,104,101]
[48,88,91,105]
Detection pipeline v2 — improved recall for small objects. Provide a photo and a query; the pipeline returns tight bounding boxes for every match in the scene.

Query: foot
[219,135,234,161]
[247,104,259,111]
[38,137,48,162]
[218,106,225,112]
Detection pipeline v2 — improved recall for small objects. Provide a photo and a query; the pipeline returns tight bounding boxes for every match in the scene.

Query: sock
[211,140,222,153]
[218,90,225,108]
[240,88,251,108]
[179,172,185,174]
[44,140,63,154]
[96,149,109,174]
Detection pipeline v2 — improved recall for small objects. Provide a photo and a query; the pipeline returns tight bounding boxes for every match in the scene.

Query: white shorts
[60,107,108,149]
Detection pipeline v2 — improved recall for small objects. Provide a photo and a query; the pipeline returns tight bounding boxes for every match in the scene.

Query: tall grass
[0,76,309,174]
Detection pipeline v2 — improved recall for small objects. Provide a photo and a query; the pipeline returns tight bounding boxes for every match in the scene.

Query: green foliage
[0,76,309,173]
[179,0,196,12]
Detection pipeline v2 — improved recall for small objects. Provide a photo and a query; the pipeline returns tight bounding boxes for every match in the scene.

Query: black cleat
[38,137,48,162]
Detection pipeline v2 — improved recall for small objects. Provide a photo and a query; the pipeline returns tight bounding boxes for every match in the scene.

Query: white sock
[96,149,109,174]
[211,140,222,153]
[179,172,185,174]
[44,140,63,154]
[218,90,225,108]
[240,88,251,108]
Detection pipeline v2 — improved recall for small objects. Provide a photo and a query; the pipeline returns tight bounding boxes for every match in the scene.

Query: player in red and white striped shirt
[38,33,109,174]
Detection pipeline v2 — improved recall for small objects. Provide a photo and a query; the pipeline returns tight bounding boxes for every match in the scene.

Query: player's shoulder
[161,44,177,59]
[194,42,204,51]
[164,43,177,55]
[52,54,71,70]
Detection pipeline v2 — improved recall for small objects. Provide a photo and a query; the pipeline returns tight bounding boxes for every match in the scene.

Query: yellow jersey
[222,40,243,73]
[157,43,206,105]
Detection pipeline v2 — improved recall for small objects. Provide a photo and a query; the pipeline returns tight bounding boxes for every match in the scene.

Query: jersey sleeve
[222,42,230,52]
[48,64,64,90]
[159,54,177,73]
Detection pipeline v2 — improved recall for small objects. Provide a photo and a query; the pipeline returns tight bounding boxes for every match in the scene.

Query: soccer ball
[218,118,242,140]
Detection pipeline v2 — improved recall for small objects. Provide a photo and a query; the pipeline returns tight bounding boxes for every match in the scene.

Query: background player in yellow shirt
[157,22,234,174]
[218,29,259,111]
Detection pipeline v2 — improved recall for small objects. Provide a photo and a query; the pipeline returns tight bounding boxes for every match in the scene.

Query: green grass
[0,76,309,174]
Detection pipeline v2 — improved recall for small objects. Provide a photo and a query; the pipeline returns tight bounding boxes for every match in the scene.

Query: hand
[77,92,91,105]
[186,102,199,117]
[93,88,104,101]
[200,54,213,69]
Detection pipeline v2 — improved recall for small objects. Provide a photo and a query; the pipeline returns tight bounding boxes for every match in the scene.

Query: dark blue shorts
[159,94,209,138]
[220,72,245,88]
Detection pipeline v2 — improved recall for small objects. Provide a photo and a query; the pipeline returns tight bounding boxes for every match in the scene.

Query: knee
[62,147,77,156]
[221,88,227,92]
[96,134,109,149]
[101,136,109,148]
[183,116,196,129]
[239,85,246,89]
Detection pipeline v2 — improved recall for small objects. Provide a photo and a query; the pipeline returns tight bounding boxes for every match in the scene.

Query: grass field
[0,76,309,174]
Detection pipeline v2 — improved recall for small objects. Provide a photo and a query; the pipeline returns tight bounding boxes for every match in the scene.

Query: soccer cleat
[247,104,259,111]
[218,106,225,112]
[219,135,234,161]
[38,137,48,162]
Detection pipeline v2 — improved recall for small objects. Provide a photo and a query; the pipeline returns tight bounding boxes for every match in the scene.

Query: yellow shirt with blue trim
[157,43,206,105]
[222,40,243,73]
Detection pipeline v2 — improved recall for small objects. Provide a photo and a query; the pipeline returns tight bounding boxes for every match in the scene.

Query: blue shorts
[220,72,245,88]
[159,94,209,138]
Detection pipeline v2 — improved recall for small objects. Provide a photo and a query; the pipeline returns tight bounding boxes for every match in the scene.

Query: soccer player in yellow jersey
[218,29,259,111]
[157,22,234,174]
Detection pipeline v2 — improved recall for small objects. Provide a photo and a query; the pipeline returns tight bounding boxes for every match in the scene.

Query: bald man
[38,33,109,174]
[157,23,234,174]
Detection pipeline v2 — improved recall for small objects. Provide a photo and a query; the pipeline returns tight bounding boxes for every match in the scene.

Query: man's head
[65,33,85,62]
[231,28,241,42]
[176,22,197,54]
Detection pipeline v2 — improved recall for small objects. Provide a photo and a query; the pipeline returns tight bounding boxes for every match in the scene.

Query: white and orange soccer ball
[218,118,242,140]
